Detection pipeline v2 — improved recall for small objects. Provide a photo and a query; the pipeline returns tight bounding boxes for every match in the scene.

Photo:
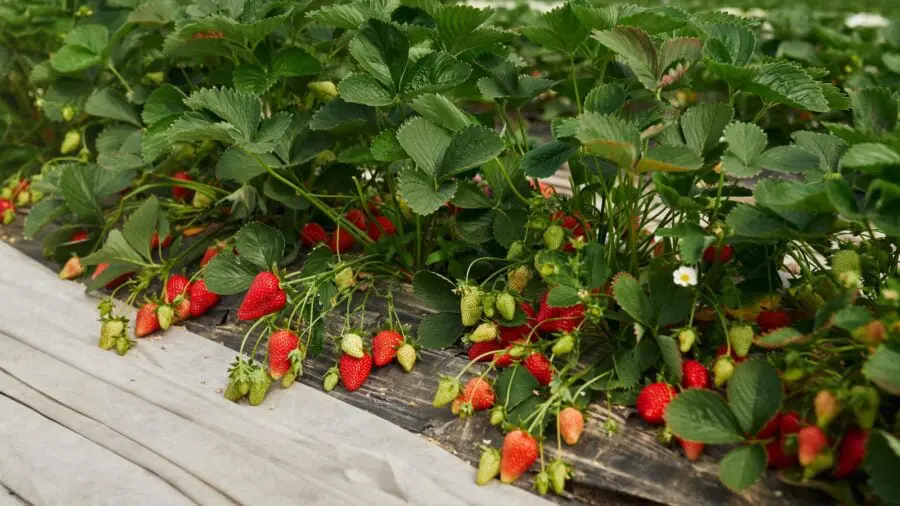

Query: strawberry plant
[2,0,900,503]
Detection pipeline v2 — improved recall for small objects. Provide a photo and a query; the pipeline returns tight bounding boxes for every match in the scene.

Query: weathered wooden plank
[0,220,827,506]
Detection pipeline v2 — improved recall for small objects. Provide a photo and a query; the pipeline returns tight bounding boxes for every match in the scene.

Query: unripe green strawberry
[340,333,364,358]
[539,263,557,278]
[115,336,131,356]
[334,267,356,291]
[470,322,498,342]
[460,287,483,326]
[308,81,338,101]
[543,225,565,251]
[849,385,879,430]
[496,293,516,320]
[223,380,242,402]
[157,305,176,330]
[814,390,841,428]
[831,250,861,276]
[281,359,302,388]
[396,343,416,372]
[548,459,569,495]
[433,376,461,407]
[506,241,526,260]
[323,368,339,392]
[239,378,251,397]
[678,328,697,353]
[248,367,271,406]
[192,191,213,209]
[490,405,505,426]
[713,356,735,386]
[507,265,532,293]
[482,293,496,318]
[476,447,501,485]
[729,324,754,358]
[552,333,575,355]
[15,190,31,207]
[100,319,125,349]
[534,470,550,495]
[62,105,75,122]
[60,130,81,154]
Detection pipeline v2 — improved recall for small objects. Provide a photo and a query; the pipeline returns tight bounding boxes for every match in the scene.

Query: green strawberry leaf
[664,389,745,444]
[233,222,285,270]
[726,359,783,436]
[864,430,900,501]
[719,444,766,492]
[413,271,460,312]
[204,253,258,295]
[417,312,465,349]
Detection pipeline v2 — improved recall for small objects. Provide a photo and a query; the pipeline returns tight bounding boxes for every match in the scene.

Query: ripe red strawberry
[70,229,90,242]
[92,262,133,289]
[757,310,791,332]
[702,244,734,263]
[135,302,160,337]
[459,377,495,411]
[0,198,15,224]
[172,171,193,201]
[173,298,191,322]
[267,330,300,379]
[537,293,585,333]
[200,242,226,266]
[468,340,504,362]
[500,430,539,483]
[681,360,709,389]
[833,427,868,478]
[523,353,553,386]
[499,302,536,343]
[339,352,373,392]
[300,222,327,248]
[494,345,516,367]
[164,274,191,304]
[798,426,829,466]
[780,411,803,435]
[372,329,404,367]
[189,279,220,318]
[756,413,782,440]
[367,215,397,241]
[636,383,677,425]
[678,438,704,461]
[150,232,173,249]
[766,438,798,468]
[327,227,355,253]
[237,272,287,320]
[345,209,367,230]
[558,407,584,445]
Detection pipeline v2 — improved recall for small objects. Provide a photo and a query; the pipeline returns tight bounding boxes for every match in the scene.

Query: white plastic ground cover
[0,242,549,506]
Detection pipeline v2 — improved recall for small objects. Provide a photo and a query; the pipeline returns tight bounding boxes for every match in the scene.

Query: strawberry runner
[0,242,548,506]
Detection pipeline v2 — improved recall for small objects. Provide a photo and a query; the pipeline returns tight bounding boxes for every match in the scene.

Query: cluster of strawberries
[323,329,417,393]
[300,207,397,253]
[0,178,38,225]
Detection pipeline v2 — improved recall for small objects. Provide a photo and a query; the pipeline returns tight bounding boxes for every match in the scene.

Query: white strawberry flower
[673,266,698,287]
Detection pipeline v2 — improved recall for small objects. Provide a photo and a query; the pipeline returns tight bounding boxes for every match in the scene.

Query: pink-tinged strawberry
[457,377,495,411]
[468,340,504,362]
[372,329,404,367]
[339,352,372,392]
[523,353,553,386]
[0,198,15,224]
[766,438,798,468]
[237,272,287,320]
[150,232,173,249]
[678,439,704,461]
[756,413,782,440]
[188,279,220,318]
[165,274,192,304]
[171,171,194,201]
[636,383,677,425]
[702,244,734,263]
[59,256,84,279]
[327,227,355,253]
[345,208,367,230]
[267,330,300,379]
[300,222,328,248]
[500,430,539,483]
[200,242,226,266]
[366,215,397,241]
[757,310,791,332]
[681,360,710,389]
[92,262,133,289]
[135,303,160,337]
[537,293,584,333]
[797,426,829,466]
[558,407,584,445]
[69,229,90,242]
[833,427,867,478]
[814,390,841,428]
[173,298,191,322]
